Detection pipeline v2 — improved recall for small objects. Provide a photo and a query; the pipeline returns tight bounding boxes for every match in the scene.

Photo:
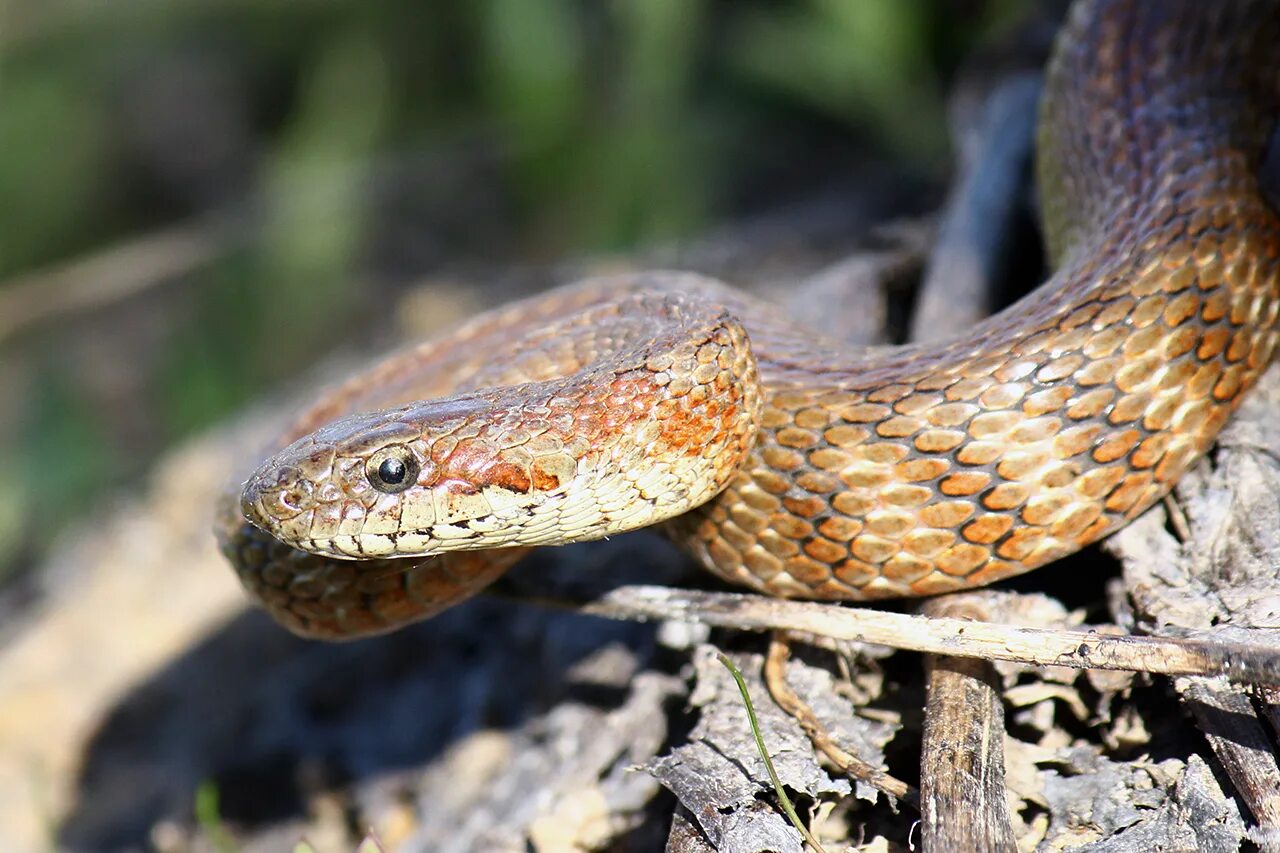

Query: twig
[764,633,919,810]
[583,586,1280,684]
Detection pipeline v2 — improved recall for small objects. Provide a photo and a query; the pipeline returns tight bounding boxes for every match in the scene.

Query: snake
[218,0,1280,641]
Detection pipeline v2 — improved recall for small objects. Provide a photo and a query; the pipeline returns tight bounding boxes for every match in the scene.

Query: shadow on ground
[56,542,687,850]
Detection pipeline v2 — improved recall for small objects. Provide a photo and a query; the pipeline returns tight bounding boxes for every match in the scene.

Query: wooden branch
[583,586,1280,684]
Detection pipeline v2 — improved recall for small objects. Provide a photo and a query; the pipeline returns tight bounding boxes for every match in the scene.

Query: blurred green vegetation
[0,0,1027,585]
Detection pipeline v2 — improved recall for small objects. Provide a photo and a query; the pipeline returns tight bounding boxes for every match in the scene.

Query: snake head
[240,302,763,561]
[239,391,591,559]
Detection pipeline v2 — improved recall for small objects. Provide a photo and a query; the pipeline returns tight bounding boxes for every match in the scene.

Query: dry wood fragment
[910,73,1040,342]
[918,596,1016,853]
[0,217,237,342]
[666,805,716,853]
[910,5,1058,343]
[1179,680,1280,836]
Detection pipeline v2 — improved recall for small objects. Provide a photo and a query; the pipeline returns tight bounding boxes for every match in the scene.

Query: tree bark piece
[1179,679,1280,842]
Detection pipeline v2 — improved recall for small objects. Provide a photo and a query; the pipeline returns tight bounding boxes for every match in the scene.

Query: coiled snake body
[219,0,1280,640]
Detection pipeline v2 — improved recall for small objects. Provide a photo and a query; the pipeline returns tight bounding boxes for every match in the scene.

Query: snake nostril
[240,489,267,530]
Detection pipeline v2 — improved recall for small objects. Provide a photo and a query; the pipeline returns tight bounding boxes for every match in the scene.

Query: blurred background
[1,0,1030,596]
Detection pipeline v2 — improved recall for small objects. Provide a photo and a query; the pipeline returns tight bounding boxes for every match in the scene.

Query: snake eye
[366,445,420,494]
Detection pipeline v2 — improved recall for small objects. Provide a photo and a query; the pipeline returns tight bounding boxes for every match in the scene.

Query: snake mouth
[297,520,495,560]
[293,535,371,560]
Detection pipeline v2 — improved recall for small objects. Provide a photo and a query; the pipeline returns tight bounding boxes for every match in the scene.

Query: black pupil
[378,457,407,485]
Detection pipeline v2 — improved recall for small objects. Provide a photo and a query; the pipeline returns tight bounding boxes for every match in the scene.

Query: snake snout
[240,461,316,533]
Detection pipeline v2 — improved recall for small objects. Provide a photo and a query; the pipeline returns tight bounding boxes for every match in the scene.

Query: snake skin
[219,0,1280,639]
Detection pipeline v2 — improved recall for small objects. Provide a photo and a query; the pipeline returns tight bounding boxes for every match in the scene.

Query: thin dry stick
[583,586,1280,684]
[764,633,920,810]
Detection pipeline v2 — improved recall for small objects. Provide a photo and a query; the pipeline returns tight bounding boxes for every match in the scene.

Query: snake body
[219,0,1280,640]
